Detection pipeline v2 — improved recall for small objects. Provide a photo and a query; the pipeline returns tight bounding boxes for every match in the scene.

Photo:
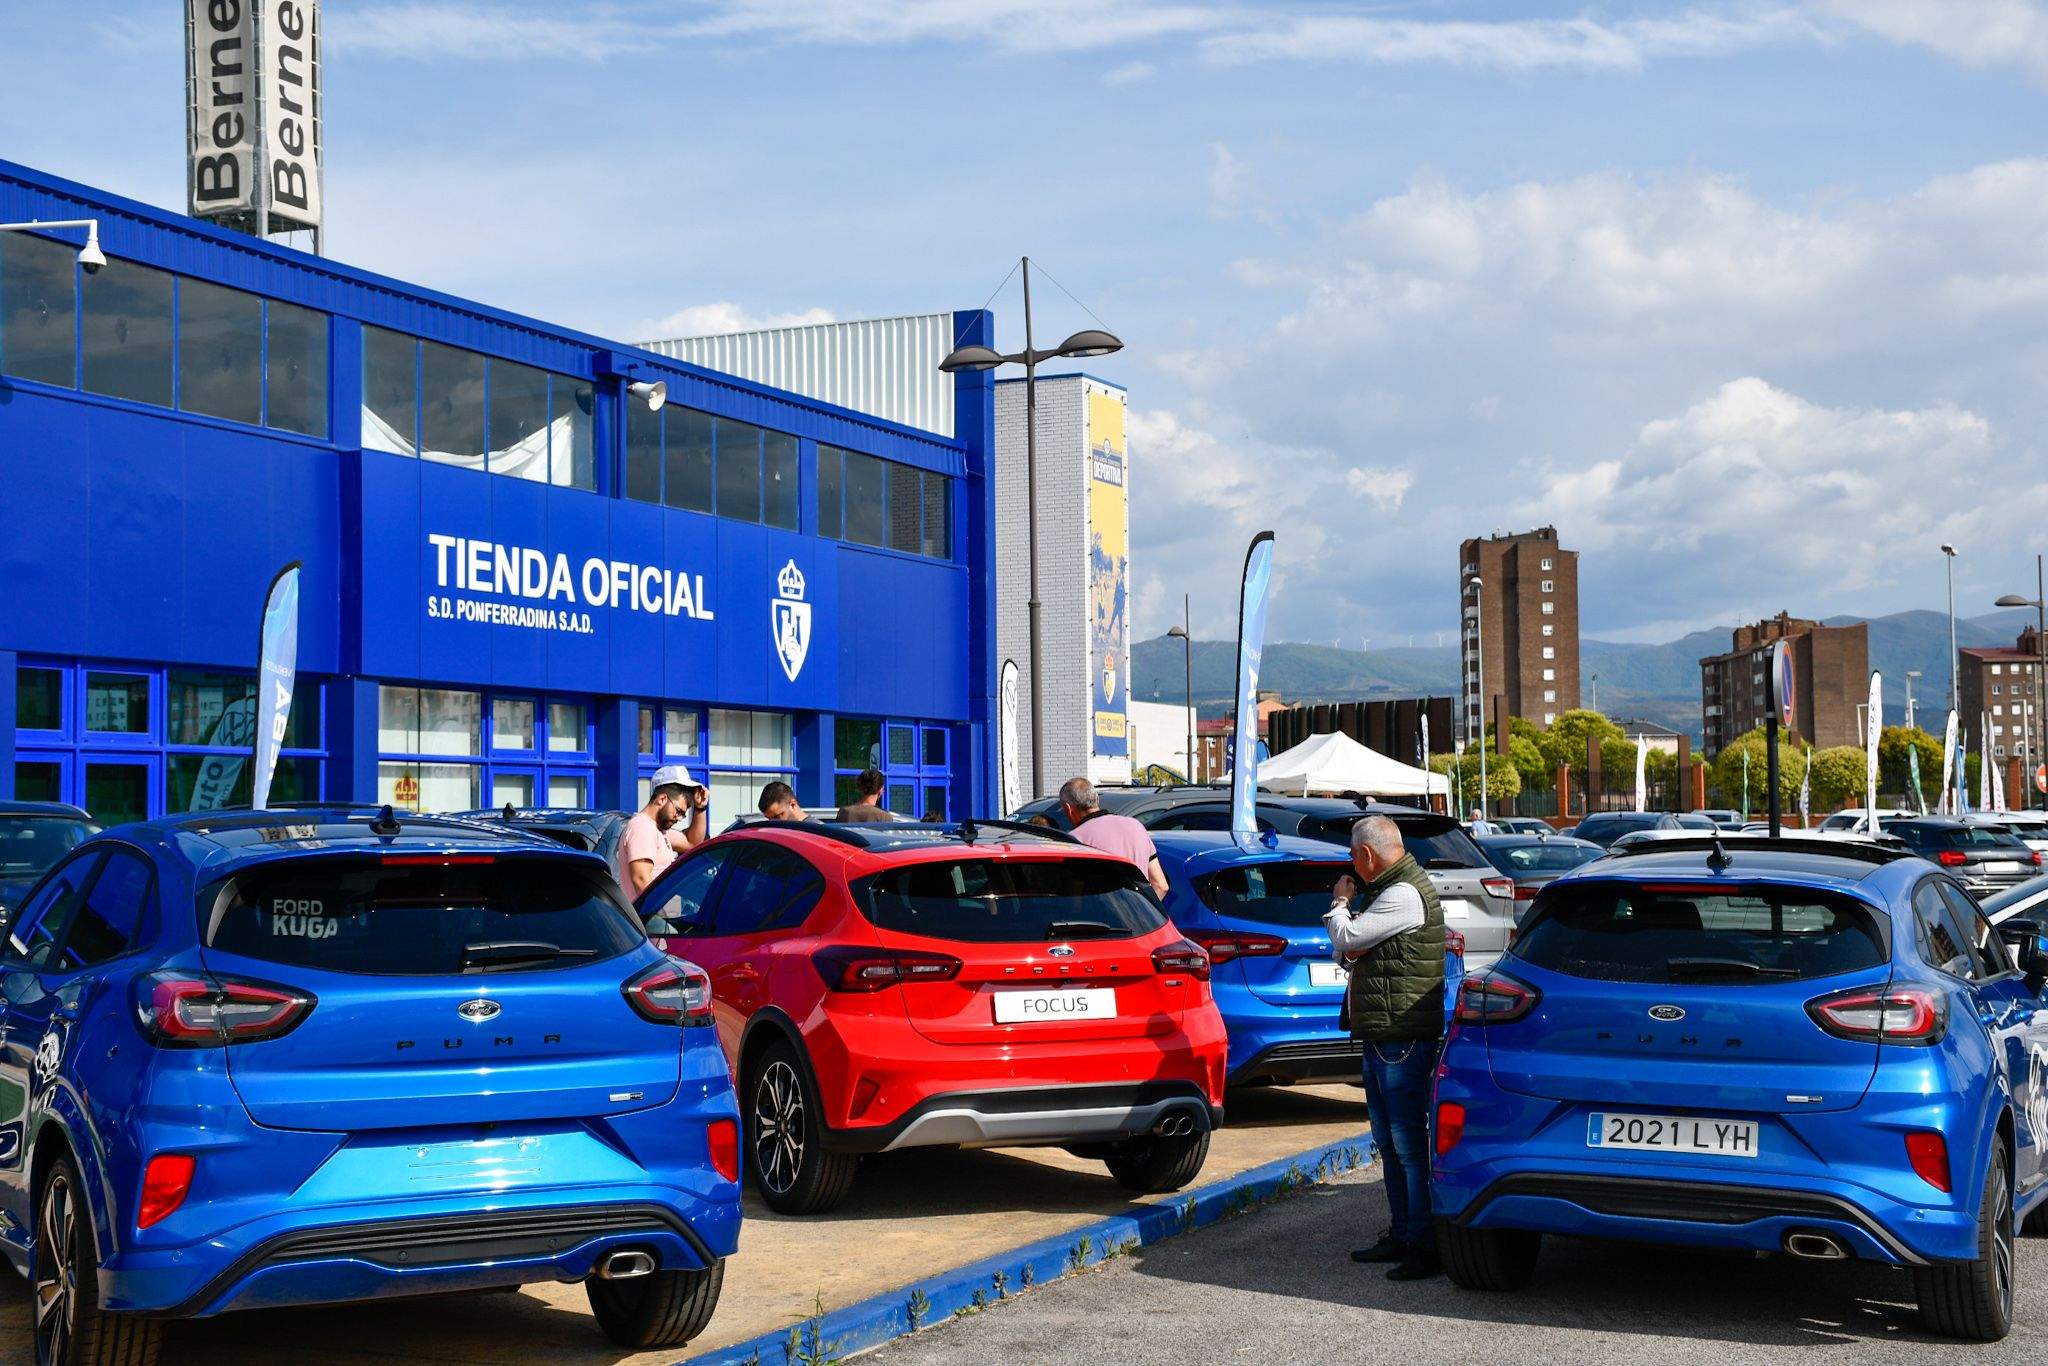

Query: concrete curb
[681,1130,1375,1366]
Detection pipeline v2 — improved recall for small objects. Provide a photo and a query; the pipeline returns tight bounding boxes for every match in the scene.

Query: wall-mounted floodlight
[0,218,106,273]
[628,380,668,412]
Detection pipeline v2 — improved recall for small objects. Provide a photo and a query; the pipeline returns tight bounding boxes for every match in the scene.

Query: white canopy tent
[1255,730,1451,800]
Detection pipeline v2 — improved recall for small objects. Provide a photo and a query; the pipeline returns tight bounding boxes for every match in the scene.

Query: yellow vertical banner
[1087,385,1129,758]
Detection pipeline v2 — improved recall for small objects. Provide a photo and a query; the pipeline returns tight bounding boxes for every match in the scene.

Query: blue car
[1,806,740,1364]
[1153,832,1463,1088]
[1433,835,2048,1340]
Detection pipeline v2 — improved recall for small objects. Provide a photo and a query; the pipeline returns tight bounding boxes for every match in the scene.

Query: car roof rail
[744,819,873,848]
[1606,834,1911,865]
[963,818,1081,845]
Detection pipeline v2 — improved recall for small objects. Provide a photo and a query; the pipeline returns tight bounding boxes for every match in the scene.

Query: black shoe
[1350,1233,1405,1264]
[1386,1252,1442,1281]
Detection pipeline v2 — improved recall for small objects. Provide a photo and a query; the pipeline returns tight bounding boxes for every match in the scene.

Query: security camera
[77,223,105,274]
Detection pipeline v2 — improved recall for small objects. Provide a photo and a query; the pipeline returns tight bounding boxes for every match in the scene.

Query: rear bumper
[1230,1037,1365,1086]
[824,1081,1221,1154]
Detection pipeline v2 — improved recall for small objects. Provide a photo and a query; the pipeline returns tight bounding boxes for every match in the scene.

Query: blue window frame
[816,446,952,561]
[376,685,595,811]
[833,717,955,817]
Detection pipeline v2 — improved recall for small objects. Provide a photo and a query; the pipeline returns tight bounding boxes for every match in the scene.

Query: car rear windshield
[0,817,97,876]
[1514,880,1887,984]
[1485,842,1604,874]
[1895,825,2026,851]
[209,855,644,975]
[860,857,1168,943]
[1298,815,1487,870]
[1194,861,1349,926]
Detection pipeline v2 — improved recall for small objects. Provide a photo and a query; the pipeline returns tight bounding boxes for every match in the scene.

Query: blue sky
[6,1,2047,648]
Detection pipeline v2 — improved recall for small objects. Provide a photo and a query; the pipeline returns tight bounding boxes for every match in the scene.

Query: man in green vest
[1325,814,1446,1280]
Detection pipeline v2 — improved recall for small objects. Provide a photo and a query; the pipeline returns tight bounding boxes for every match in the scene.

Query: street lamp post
[1167,596,1194,783]
[1905,670,1921,731]
[1469,575,1488,821]
[1943,544,1959,714]
[1993,552,2048,811]
[1589,673,1599,714]
[941,259,1122,801]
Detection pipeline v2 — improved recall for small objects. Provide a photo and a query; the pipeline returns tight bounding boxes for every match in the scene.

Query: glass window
[708,773,759,829]
[817,446,843,538]
[1541,602,1555,615]
[625,401,662,503]
[420,340,486,468]
[886,464,921,553]
[715,418,763,523]
[83,762,149,826]
[81,258,173,406]
[921,472,951,559]
[176,277,262,424]
[546,774,586,807]
[886,782,917,817]
[547,701,587,753]
[663,707,700,759]
[487,359,551,481]
[492,772,534,807]
[836,719,880,770]
[492,696,536,750]
[378,760,480,811]
[62,848,152,969]
[844,452,885,546]
[0,230,76,386]
[1516,881,1887,984]
[665,407,713,512]
[638,704,656,757]
[922,728,947,768]
[640,847,733,936]
[711,843,824,936]
[15,762,61,802]
[265,299,327,436]
[166,670,316,749]
[169,753,318,812]
[362,326,418,454]
[887,726,915,767]
[862,858,1168,944]
[85,673,149,734]
[709,709,753,767]
[378,685,481,756]
[556,377,595,490]
[17,666,62,731]
[1195,860,1352,926]
[765,432,799,530]
[7,853,101,968]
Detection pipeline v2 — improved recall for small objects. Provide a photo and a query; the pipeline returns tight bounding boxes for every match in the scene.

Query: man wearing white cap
[617,765,708,899]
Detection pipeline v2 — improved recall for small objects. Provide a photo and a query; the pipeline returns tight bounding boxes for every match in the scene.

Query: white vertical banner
[1633,736,1647,814]
[187,0,257,216]
[1863,672,1882,833]
[1229,532,1276,844]
[260,0,322,229]
[1982,713,1996,813]
[998,659,1022,817]
[1799,746,1812,825]
[1940,710,1959,815]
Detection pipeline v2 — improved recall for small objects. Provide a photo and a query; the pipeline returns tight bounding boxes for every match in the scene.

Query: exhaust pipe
[1152,1110,1202,1138]
[597,1249,656,1280]
[1783,1231,1847,1261]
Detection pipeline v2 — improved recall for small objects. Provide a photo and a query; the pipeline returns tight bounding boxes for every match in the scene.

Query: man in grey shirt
[1324,817,1426,960]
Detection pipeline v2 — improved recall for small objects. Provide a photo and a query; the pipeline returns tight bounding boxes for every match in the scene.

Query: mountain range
[1130,608,2038,741]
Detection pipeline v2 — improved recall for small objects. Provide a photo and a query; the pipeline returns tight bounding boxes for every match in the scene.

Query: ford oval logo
[457,998,501,1022]
[1648,1004,1685,1022]
[1047,945,1075,958]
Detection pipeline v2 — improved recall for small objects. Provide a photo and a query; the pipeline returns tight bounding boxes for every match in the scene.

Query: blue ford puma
[1433,835,2048,1341]
[0,807,740,1365]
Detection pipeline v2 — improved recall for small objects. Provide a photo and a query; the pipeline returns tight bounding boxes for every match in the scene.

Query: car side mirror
[1997,922,2048,985]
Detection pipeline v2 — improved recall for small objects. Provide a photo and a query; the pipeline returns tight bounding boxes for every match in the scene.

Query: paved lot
[869,1165,2048,1364]
[0,1084,1367,1364]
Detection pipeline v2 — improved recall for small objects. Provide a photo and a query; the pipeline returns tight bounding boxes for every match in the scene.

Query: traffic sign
[1770,640,1796,729]
[2036,764,2046,795]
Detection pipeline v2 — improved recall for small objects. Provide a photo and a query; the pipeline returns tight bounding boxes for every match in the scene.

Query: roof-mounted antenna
[369,804,402,837]
[960,819,979,846]
[501,801,516,822]
[1706,828,1732,872]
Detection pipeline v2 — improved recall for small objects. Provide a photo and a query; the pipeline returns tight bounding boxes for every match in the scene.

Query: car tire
[1914,1139,2015,1342]
[586,1259,724,1349]
[746,1040,860,1215]
[35,1150,165,1366]
[1436,1218,1541,1291]
[1105,1128,1210,1194]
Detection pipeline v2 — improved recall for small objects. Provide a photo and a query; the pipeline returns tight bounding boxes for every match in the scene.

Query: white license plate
[993,987,1115,1024]
[1308,961,1349,988]
[1442,898,1473,921]
[1986,861,2022,874]
[1588,1112,1758,1158]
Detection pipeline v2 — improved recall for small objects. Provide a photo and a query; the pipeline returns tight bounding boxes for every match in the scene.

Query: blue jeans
[1362,1037,1442,1251]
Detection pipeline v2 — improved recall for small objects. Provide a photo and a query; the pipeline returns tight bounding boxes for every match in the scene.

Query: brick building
[1958,628,2045,765]
[1699,613,1868,754]
[1458,527,1580,738]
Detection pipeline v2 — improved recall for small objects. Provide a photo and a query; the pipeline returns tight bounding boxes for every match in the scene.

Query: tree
[1539,710,1624,774]
[1877,726,1941,811]
[1507,734,1548,789]
[1430,750,1522,807]
[1809,747,1866,812]
[1707,728,1806,812]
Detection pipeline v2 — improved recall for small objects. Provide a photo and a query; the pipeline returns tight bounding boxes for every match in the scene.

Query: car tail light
[1152,938,1212,982]
[1481,876,1515,901]
[1936,850,1968,867]
[135,971,314,1047]
[1445,928,1466,957]
[811,946,962,993]
[1805,985,1946,1045]
[1514,884,1539,902]
[1905,1130,1951,1192]
[707,1119,739,1183]
[1435,1101,1466,1157]
[2032,851,2043,868]
[1453,969,1540,1025]
[1186,930,1286,965]
[623,959,714,1024]
[137,1154,195,1229]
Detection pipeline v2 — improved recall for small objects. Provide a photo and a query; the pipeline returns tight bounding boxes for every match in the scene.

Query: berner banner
[187,0,322,233]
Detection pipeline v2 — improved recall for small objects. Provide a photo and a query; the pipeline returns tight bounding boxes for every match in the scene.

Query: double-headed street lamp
[1994,553,2047,810]
[941,257,1122,801]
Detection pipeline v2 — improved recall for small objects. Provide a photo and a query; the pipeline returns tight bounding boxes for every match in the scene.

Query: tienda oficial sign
[424,534,714,634]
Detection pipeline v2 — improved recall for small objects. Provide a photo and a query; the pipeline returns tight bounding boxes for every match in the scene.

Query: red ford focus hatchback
[637,820,1228,1214]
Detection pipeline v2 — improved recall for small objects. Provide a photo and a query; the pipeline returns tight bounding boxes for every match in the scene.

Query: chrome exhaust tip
[1783,1231,1847,1261]
[597,1249,657,1280]
[1153,1110,1199,1138]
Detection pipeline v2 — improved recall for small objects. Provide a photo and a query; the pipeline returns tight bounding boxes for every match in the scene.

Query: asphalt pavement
[866,1164,2048,1364]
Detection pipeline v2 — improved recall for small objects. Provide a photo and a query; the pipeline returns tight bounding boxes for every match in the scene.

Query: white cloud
[1346,465,1414,511]
[1815,0,2048,82]
[1103,59,1159,85]
[639,303,839,340]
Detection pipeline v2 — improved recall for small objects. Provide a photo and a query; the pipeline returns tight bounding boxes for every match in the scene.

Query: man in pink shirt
[616,765,707,900]
[1059,777,1170,898]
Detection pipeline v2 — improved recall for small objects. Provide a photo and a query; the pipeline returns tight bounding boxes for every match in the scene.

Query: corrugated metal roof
[640,313,959,438]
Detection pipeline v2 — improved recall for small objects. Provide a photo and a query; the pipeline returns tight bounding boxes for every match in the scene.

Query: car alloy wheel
[34,1169,78,1366]
[754,1059,805,1196]
[1994,1160,2016,1319]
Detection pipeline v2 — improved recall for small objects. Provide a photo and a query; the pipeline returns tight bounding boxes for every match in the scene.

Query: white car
[1816,808,1912,832]
[1983,873,2048,929]
[1961,811,2048,856]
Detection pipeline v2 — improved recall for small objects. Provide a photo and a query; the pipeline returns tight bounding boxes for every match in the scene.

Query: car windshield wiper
[1665,956,1797,980]
[460,940,599,973]
[1045,920,1125,940]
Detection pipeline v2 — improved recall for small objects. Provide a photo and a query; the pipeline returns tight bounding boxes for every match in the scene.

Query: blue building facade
[0,160,999,825]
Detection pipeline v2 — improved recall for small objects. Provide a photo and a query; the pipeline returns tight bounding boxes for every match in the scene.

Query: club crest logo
[773,560,811,683]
